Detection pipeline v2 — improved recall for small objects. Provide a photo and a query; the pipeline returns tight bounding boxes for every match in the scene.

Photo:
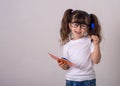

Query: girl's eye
[73,23,79,27]
[81,24,87,28]
[71,23,79,28]
[71,23,87,29]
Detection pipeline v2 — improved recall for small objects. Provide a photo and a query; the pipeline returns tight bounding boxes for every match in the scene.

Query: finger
[59,62,66,67]
[93,36,99,40]
[91,35,99,40]
[58,58,67,63]
[57,59,63,63]
[59,62,65,65]
[58,59,65,65]
[60,61,67,65]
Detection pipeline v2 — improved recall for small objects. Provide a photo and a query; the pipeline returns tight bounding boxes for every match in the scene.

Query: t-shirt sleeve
[62,45,69,59]
[90,42,94,53]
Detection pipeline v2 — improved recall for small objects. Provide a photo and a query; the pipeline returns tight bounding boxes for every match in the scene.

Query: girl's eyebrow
[72,21,87,24]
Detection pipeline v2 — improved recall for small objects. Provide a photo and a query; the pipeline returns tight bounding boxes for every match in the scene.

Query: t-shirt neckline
[70,37,88,43]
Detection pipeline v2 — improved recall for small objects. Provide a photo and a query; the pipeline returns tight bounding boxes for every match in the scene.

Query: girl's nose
[76,25,82,30]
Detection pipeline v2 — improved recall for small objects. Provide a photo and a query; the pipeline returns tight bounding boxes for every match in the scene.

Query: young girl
[58,9,102,86]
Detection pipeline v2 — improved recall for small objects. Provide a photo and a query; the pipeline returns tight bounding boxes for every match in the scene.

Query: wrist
[93,42,100,46]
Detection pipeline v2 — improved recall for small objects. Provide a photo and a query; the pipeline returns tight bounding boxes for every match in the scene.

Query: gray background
[0,0,120,86]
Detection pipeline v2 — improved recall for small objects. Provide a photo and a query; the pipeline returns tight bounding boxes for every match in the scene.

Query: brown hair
[60,9,102,45]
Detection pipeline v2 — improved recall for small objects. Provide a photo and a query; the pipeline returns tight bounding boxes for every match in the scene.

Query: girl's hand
[57,59,70,70]
[90,35,100,45]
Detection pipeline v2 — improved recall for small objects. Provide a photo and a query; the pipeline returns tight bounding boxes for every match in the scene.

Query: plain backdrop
[0,0,120,86]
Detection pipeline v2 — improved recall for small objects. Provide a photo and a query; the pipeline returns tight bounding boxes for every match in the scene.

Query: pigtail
[89,14,102,42]
[60,9,73,45]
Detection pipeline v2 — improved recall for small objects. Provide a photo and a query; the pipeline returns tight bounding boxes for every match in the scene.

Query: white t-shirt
[63,37,95,81]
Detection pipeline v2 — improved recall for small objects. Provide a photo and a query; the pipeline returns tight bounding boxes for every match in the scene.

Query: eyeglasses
[70,22,88,29]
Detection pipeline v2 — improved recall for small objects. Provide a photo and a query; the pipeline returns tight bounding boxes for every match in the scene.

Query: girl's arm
[90,35,101,64]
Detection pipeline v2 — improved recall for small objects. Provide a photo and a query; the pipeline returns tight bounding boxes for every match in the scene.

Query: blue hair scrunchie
[91,22,95,30]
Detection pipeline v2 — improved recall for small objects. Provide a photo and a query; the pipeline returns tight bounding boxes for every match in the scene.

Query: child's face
[69,22,88,40]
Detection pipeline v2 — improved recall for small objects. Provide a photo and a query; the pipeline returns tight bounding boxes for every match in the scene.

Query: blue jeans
[66,79,96,86]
